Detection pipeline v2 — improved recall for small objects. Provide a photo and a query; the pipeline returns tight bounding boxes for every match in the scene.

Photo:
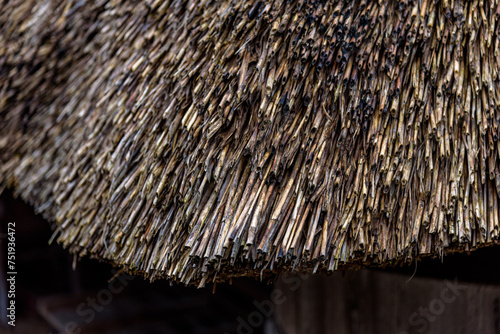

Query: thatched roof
[1,0,499,285]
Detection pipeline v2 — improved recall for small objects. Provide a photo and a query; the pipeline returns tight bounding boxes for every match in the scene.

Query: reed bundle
[1,0,500,285]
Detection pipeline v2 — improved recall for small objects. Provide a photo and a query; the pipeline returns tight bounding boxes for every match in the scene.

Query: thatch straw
[1,0,500,285]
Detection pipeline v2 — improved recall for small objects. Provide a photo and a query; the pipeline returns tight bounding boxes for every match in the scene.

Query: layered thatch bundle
[1,0,500,285]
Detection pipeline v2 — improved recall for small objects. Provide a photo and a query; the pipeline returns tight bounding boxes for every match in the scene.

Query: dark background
[2,191,500,334]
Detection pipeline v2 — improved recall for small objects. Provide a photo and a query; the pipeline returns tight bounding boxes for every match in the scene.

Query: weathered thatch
[1,0,500,285]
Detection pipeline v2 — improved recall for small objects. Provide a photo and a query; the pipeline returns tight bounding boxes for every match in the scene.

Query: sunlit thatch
[1,0,500,285]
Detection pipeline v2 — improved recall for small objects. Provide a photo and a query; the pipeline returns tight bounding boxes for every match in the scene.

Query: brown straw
[1,0,500,285]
